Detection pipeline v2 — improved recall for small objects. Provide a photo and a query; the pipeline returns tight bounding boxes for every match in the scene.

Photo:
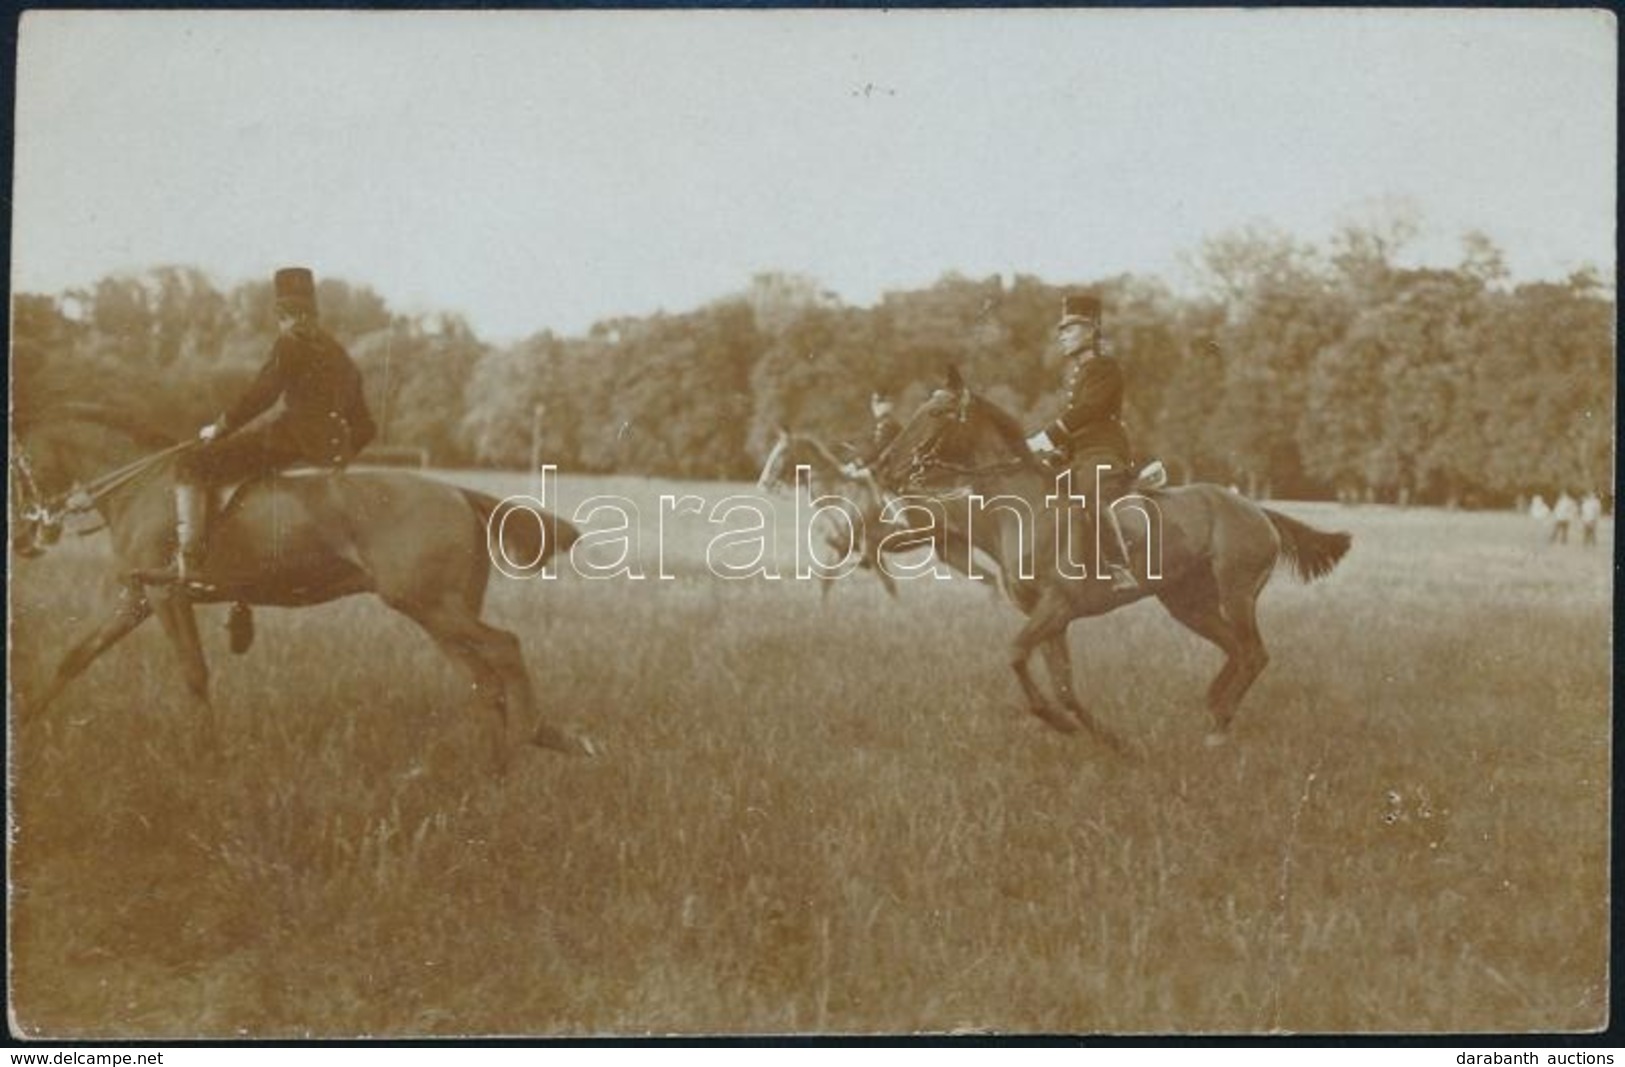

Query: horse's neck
[958,440,1068,547]
[30,424,150,493]
[789,438,855,494]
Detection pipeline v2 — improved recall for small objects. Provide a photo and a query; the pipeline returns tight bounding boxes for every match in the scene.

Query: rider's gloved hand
[198,421,222,443]
[841,462,864,479]
[1025,430,1057,455]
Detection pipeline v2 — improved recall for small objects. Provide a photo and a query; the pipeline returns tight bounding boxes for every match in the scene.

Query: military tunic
[179,329,376,485]
[857,413,903,466]
[1045,354,1131,472]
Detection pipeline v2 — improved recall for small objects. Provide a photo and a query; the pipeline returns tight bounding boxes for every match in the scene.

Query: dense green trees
[12,228,1614,504]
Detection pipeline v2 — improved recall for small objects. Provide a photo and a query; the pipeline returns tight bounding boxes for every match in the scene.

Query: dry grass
[7,476,1611,1037]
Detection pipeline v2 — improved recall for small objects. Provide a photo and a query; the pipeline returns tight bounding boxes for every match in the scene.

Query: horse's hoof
[531,728,598,757]
[1098,730,1131,755]
[1033,708,1080,735]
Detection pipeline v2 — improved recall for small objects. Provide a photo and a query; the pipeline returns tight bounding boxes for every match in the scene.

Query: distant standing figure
[1528,493,1550,521]
[1550,491,1578,544]
[1579,492,1602,547]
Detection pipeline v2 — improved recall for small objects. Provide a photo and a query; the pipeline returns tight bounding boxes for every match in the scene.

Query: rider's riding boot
[173,482,208,583]
[1101,506,1140,592]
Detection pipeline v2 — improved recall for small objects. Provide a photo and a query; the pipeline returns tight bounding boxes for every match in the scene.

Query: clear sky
[12,9,1617,341]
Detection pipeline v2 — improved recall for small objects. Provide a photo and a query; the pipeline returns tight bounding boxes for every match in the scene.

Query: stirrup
[156,547,209,589]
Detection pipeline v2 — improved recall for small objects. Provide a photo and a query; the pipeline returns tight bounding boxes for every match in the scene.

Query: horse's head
[8,411,179,560]
[9,436,62,559]
[873,367,999,494]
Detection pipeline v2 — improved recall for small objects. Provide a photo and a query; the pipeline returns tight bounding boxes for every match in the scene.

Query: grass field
[7,472,1612,1037]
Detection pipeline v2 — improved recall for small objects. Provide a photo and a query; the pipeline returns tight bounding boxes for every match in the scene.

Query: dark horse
[755,425,1000,598]
[11,408,593,758]
[874,371,1351,747]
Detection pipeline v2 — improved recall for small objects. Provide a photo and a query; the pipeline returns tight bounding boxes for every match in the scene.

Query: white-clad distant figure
[1550,492,1578,544]
[1527,493,1552,551]
[1580,492,1603,547]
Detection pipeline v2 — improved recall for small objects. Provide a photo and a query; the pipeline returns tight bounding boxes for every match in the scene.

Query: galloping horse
[874,371,1351,746]
[755,425,998,598]
[11,408,592,758]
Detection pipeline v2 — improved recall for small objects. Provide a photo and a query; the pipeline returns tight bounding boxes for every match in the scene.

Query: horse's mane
[969,393,1038,458]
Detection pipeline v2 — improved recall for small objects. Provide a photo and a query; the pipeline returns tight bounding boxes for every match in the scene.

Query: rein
[75,441,198,506]
[15,438,196,527]
[929,456,1031,479]
[898,433,1031,494]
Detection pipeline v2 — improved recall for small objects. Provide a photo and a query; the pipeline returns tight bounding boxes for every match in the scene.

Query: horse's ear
[944,365,965,391]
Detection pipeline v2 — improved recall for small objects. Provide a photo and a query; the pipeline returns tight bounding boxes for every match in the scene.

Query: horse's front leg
[935,525,999,587]
[30,578,153,714]
[1037,635,1126,752]
[865,535,899,598]
[1008,590,1081,735]
[152,591,212,708]
[151,591,219,747]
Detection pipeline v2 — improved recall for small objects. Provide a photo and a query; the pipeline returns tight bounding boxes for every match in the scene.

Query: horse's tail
[460,489,582,570]
[1262,508,1351,582]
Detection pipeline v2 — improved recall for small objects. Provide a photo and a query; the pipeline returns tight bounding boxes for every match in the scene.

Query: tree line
[12,224,1614,506]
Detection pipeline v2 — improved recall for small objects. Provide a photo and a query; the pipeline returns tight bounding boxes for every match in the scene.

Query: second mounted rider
[841,388,903,480]
[1024,292,1140,591]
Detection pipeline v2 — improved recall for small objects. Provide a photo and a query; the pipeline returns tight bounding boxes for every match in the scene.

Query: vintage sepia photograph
[7,9,1615,1039]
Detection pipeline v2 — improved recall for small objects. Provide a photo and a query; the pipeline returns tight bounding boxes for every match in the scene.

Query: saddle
[215,464,346,519]
[1039,456,1168,494]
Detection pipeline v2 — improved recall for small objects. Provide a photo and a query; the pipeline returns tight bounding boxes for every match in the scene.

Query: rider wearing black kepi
[1024,292,1139,591]
[167,266,376,582]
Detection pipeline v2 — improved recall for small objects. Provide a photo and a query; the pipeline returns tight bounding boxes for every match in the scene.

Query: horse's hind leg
[388,597,586,759]
[388,598,513,756]
[479,622,591,755]
[1213,572,1271,725]
[31,579,152,714]
[1157,574,1246,742]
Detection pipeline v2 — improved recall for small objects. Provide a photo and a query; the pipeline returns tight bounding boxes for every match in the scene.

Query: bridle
[9,436,56,553]
[10,435,197,550]
[890,390,1028,493]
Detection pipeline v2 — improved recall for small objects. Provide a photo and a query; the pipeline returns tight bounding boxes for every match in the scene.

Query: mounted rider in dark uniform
[842,389,903,478]
[866,389,903,464]
[167,266,376,582]
[1024,292,1139,591]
